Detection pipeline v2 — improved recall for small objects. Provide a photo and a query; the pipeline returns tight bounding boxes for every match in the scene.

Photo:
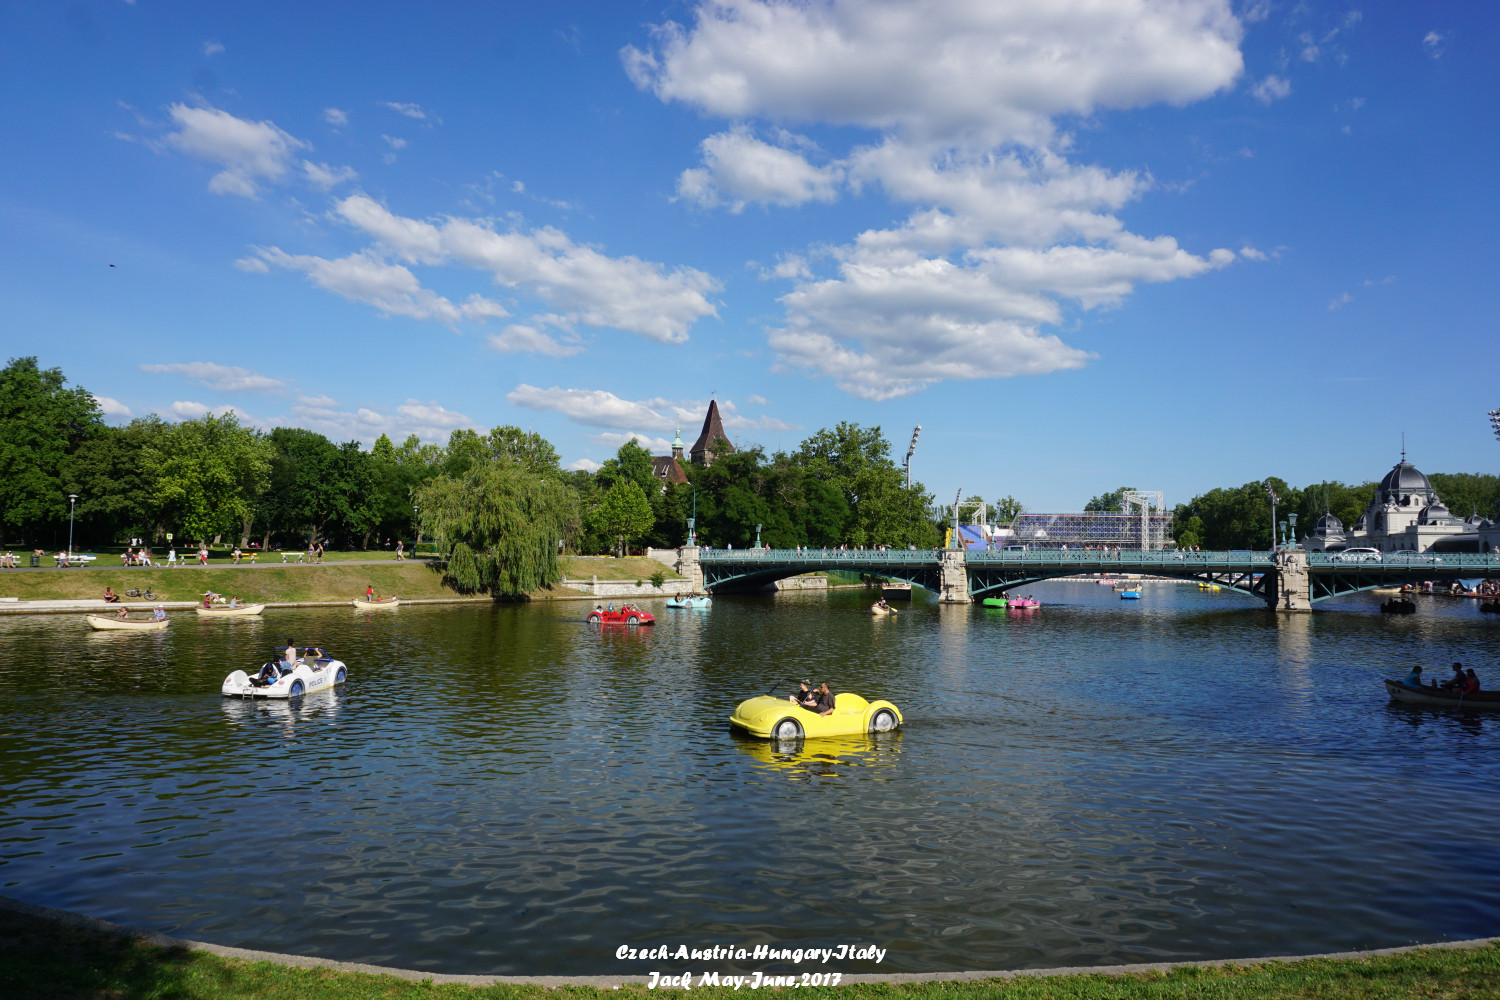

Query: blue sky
[3,1,1497,511]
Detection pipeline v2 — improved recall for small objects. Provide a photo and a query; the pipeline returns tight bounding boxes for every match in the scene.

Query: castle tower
[690,399,734,467]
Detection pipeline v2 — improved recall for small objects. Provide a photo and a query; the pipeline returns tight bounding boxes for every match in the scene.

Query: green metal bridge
[695,548,1500,607]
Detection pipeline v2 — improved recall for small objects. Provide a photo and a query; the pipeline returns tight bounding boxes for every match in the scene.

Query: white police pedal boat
[222,650,347,699]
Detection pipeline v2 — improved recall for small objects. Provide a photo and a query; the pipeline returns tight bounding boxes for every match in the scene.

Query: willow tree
[416,457,579,598]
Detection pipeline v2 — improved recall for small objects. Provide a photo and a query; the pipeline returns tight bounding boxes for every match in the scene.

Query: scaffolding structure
[1010,511,1174,550]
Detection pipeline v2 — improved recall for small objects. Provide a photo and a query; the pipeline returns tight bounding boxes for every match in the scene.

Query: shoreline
[1,894,1494,990]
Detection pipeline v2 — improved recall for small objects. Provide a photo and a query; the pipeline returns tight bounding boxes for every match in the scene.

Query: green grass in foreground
[1,908,1496,1000]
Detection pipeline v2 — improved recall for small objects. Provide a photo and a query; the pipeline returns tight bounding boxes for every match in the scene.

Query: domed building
[1301,511,1347,552]
[1334,455,1491,554]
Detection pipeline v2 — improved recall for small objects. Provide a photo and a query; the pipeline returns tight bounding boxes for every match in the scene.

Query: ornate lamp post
[754,523,762,549]
[67,494,79,564]
[1261,480,1278,551]
[412,505,420,547]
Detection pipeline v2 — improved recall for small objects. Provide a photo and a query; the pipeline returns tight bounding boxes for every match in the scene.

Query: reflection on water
[2,583,1499,974]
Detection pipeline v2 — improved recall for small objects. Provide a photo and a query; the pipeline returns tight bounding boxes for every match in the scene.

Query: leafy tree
[1173,478,1299,550]
[1085,486,1136,513]
[259,428,341,546]
[416,458,580,597]
[145,413,271,544]
[0,356,102,544]
[1429,473,1500,521]
[991,495,1024,523]
[65,416,169,546]
[591,479,655,557]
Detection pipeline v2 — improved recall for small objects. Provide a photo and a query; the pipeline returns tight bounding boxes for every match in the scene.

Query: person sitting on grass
[102,586,120,604]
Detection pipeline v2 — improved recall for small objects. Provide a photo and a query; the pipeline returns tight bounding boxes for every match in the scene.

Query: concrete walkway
[0,556,426,573]
[1,895,1494,989]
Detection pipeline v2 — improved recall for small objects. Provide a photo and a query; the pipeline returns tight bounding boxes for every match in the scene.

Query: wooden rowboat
[195,603,266,617]
[353,597,401,610]
[87,614,168,631]
[870,603,897,616]
[1385,678,1500,710]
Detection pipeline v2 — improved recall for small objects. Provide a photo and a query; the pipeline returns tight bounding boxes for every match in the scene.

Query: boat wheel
[289,679,304,697]
[870,708,898,733]
[772,718,803,740]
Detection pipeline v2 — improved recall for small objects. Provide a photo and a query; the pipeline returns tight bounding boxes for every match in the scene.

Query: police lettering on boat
[222,646,347,699]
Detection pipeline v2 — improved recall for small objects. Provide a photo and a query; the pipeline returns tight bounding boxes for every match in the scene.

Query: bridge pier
[1269,549,1313,612]
[673,546,703,593]
[938,548,969,603]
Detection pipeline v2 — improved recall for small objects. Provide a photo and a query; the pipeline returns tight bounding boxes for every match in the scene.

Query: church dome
[1378,460,1432,496]
[1419,502,1454,525]
[1313,512,1344,535]
[1468,513,1490,527]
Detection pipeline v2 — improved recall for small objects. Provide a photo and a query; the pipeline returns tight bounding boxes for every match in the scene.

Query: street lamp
[1261,480,1278,552]
[67,494,79,563]
[688,483,697,547]
[412,505,420,546]
[755,523,762,549]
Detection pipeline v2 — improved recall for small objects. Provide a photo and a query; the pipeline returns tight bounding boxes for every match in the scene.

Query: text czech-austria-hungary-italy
[618,944,886,963]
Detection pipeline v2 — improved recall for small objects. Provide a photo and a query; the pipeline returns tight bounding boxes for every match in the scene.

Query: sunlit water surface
[2,582,1498,974]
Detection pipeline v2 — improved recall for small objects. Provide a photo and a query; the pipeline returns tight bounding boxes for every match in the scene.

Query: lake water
[2,582,1498,975]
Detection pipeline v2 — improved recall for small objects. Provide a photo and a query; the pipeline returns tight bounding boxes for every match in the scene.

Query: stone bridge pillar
[938,548,969,603]
[1270,549,1312,612]
[674,546,703,592]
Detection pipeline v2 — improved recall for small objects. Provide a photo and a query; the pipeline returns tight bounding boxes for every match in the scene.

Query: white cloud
[589,431,676,453]
[164,103,308,198]
[140,361,285,392]
[246,247,508,323]
[382,134,407,150]
[507,384,799,434]
[1423,31,1446,59]
[167,400,265,427]
[290,396,476,444]
[1328,291,1353,310]
[630,1,1245,399]
[567,458,602,472]
[332,194,720,342]
[170,400,211,419]
[747,394,768,406]
[677,127,843,211]
[509,385,678,431]
[203,40,224,57]
[381,101,429,120]
[303,160,358,190]
[323,107,349,128]
[624,0,1243,146]
[93,395,132,417]
[1240,1,1270,24]
[487,324,582,358]
[1251,74,1292,104]
[1238,245,1268,261]
[769,234,1230,400]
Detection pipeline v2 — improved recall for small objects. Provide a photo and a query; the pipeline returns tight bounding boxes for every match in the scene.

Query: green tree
[591,479,655,557]
[145,413,271,544]
[991,495,1024,523]
[1085,486,1136,513]
[64,416,169,546]
[416,458,580,597]
[259,427,341,546]
[0,356,102,544]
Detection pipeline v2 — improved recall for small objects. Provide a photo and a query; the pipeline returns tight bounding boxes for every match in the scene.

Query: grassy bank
[560,556,684,581]
[0,563,456,605]
[1,904,1496,1000]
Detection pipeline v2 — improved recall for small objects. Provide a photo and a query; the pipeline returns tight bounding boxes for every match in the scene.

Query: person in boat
[103,586,119,603]
[813,682,837,716]
[251,661,281,687]
[115,605,130,619]
[365,585,375,602]
[1464,669,1481,695]
[283,639,298,667]
[1402,666,1428,689]
[152,605,166,621]
[1441,663,1467,690]
[788,680,817,709]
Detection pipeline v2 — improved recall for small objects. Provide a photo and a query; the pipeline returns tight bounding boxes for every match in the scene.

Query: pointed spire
[690,399,734,466]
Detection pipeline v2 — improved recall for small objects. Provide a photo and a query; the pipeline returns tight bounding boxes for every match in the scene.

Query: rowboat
[353,597,400,610]
[87,614,168,631]
[1384,678,1500,710]
[666,595,712,609]
[870,603,898,616]
[195,603,266,617]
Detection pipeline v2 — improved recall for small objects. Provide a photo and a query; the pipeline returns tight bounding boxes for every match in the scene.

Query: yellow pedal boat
[730,691,902,740]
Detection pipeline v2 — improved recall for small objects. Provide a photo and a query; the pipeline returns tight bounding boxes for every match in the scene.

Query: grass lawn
[560,556,683,581]
[1,905,1496,1000]
[0,562,457,605]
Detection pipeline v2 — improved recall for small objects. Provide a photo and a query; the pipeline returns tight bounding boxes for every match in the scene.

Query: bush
[650,569,667,589]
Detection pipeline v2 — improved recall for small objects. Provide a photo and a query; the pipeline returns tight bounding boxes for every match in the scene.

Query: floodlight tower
[1262,480,1279,552]
[1489,407,1500,445]
[903,425,921,488]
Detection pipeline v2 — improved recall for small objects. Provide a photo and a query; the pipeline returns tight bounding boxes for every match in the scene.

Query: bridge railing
[698,548,939,565]
[1304,551,1500,571]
